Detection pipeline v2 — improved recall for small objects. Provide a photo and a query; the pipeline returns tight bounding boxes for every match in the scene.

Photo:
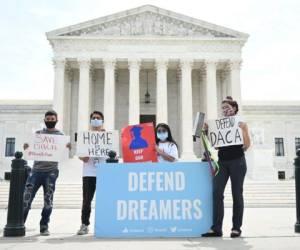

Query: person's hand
[79,157,89,163]
[23,143,29,150]
[155,145,163,155]
[66,143,72,150]
[239,122,248,131]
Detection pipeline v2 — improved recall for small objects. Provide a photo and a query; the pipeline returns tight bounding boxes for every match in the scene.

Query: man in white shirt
[77,111,106,235]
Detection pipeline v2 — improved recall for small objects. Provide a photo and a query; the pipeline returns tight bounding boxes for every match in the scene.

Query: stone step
[0,181,297,208]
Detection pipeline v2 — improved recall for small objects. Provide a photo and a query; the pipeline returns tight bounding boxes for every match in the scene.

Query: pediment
[47,5,248,39]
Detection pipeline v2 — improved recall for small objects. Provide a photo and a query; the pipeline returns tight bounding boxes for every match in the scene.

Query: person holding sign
[203,97,250,238]
[155,123,179,162]
[23,110,71,236]
[77,111,106,235]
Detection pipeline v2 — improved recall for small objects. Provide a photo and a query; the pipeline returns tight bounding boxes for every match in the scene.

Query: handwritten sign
[121,123,157,163]
[24,133,70,162]
[76,130,119,157]
[95,162,213,238]
[207,116,244,147]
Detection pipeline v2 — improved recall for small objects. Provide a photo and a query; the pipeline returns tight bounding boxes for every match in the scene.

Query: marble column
[128,59,141,125]
[180,59,196,159]
[156,59,169,124]
[205,60,218,120]
[77,58,91,132]
[229,60,242,111]
[103,59,116,130]
[52,58,65,131]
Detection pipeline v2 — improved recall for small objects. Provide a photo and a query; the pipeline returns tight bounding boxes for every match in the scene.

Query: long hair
[155,123,178,148]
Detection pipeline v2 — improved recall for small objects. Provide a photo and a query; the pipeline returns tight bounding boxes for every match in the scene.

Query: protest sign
[76,130,119,157]
[95,162,212,238]
[24,133,70,162]
[207,116,244,147]
[121,123,157,163]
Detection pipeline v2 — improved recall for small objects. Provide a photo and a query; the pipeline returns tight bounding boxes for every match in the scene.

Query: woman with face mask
[155,123,179,162]
[77,111,105,235]
[203,97,251,238]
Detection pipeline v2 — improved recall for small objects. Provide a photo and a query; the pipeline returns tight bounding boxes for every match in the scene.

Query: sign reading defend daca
[207,116,244,147]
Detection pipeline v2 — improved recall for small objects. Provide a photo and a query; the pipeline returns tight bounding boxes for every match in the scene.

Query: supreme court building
[1,5,300,181]
[46,5,248,159]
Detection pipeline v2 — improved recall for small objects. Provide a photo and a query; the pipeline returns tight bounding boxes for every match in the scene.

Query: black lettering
[209,132,217,147]
[106,132,112,145]
[217,131,226,145]
[83,132,90,144]
[235,129,243,143]
[225,130,233,143]
[215,120,221,130]
[88,147,95,156]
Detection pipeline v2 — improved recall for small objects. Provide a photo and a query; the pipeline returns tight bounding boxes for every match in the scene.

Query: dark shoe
[230,229,241,238]
[202,230,223,237]
[40,225,50,236]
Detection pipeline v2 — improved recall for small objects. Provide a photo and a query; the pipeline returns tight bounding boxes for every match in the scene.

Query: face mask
[45,121,57,129]
[90,119,103,128]
[157,132,168,141]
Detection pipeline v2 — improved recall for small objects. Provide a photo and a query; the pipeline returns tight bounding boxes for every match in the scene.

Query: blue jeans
[23,169,59,227]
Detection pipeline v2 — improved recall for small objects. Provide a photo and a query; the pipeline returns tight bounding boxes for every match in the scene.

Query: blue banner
[95,162,212,238]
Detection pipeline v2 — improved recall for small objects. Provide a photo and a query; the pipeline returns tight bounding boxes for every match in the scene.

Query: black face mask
[45,121,57,129]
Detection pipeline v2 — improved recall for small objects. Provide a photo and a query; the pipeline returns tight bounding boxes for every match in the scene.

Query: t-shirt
[157,142,179,163]
[82,157,106,177]
[218,145,245,161]
[33,128,64,172]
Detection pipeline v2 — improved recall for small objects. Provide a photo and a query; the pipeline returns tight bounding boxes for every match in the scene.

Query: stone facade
[47,5,248,159]
[1,101,300,180]
[1,5,298,180]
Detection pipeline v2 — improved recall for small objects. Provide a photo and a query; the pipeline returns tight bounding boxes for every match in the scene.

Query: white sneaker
[77,224,89,235]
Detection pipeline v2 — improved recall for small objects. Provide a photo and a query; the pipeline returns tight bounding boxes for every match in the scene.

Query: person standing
[23,110,71,236]
[155,123,179,162]
[77,111,106,235]
[203,97,251,238]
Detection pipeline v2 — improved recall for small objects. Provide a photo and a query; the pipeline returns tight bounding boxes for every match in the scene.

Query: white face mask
[90,119,103,128]
[157,132,168,141]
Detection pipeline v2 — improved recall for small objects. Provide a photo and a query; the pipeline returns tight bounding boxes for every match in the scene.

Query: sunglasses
[157,129,167,133]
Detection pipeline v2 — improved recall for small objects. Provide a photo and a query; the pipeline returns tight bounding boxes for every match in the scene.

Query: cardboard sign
[121,123,157,163]
[76,130,119,157]
[207,116,244,147]
[94,162,213,238]
[24,133,70,162]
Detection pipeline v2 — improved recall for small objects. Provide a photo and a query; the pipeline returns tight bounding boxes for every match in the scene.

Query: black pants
[81,177,96,226]
[212,156,247,233]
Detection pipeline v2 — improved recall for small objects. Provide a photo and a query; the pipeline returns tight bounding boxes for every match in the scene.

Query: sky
[0,0,299,101]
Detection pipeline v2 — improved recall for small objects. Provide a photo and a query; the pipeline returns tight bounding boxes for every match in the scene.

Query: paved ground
[1,208,300,249]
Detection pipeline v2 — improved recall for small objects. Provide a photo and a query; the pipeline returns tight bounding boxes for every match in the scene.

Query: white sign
[24,134,70,162]
[207,116,244,147]
[76,130,119,157]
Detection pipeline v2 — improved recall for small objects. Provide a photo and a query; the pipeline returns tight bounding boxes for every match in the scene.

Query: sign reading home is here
[94,162,213,238]
[76,131,119,157]
[208,116,244,147]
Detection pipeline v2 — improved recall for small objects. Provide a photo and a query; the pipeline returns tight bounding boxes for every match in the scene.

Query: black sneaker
[40,225,50,236]
[230,229,242,238]
[202,230,223,237]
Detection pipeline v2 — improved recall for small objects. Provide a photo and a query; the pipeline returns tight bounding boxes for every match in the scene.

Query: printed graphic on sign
[122,123,157,162]
[207,116,244,147]
[24,133,70,162]
[76,130,119,157]
[94,162,213,238]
